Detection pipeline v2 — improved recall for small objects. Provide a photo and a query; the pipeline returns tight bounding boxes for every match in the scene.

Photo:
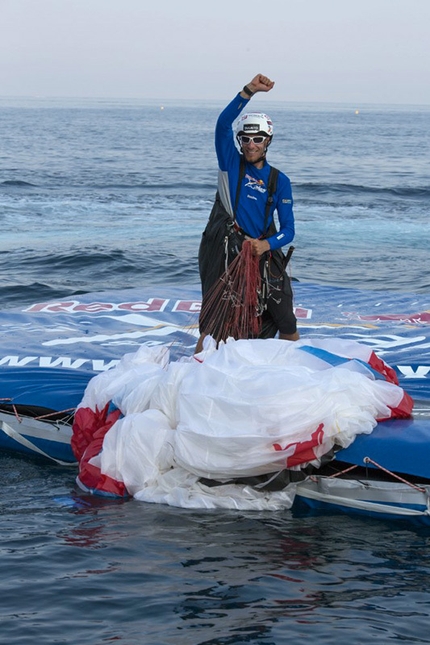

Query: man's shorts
[259,256,297,338]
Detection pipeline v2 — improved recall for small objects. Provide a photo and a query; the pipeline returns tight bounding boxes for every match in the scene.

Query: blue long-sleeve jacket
[215,93,295,251]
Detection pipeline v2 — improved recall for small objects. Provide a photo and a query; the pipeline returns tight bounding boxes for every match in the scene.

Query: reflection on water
[1,448,430,643]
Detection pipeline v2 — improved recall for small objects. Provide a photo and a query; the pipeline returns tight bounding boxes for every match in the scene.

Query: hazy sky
[1,0,429,105]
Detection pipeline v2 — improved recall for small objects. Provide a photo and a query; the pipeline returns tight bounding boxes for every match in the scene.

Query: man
[196,73,299,353]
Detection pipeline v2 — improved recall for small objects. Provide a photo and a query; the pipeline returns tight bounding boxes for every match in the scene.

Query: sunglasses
[239,135,267,145]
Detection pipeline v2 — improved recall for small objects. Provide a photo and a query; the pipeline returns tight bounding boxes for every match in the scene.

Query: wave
[1,247,192,271]
[3,177,427,199]
[1,179,37,187]
[296,182,430,200]
[0,282,80,310]
[92,181,216,191]
[0,247,201,310]
[1,179,216,192]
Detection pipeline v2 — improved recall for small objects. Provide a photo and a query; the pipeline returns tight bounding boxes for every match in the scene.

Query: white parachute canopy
[74,336,408,510]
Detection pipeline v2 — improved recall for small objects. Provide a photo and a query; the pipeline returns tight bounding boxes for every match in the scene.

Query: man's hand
[247,74,275,94]
[248,238,271,257]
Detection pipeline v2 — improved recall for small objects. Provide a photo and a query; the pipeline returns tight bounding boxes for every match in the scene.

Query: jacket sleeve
[215,93,250,171]
[265,173,295,251]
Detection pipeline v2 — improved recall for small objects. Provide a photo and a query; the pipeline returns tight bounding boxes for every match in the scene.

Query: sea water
[0,97,430,644]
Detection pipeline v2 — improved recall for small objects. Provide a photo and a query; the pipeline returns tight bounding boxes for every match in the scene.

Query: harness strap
[233,156,246,217]
[262,166,279,237]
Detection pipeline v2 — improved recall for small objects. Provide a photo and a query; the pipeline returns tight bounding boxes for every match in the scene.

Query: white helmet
[236,112,274,138]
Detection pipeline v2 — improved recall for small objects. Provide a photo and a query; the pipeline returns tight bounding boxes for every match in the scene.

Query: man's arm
[215,74,275,171]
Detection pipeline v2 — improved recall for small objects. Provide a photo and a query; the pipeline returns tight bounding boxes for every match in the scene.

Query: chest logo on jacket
[244,173,267,194]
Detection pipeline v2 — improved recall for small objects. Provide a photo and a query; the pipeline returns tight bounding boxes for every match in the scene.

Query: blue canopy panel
[0,366,93,412]
[336,414,430,480]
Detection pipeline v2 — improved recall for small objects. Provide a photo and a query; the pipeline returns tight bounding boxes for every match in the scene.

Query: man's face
[239,134,270,165]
